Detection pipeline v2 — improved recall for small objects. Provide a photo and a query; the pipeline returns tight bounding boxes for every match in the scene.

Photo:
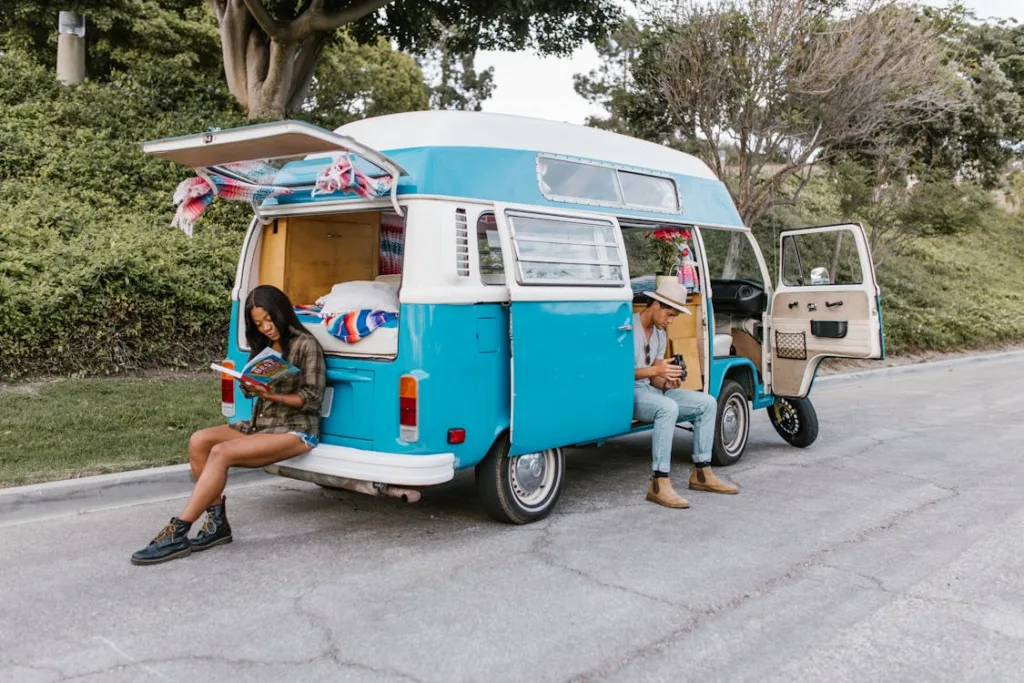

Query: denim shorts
[288,431,319,449]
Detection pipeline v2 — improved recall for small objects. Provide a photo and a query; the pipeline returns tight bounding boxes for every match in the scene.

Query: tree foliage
[205,0,620,118]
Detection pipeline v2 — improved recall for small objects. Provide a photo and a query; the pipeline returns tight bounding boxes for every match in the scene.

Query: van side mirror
[810,267,830,285]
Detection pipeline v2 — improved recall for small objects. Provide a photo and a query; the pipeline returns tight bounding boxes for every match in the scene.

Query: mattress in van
[300,319,399,358]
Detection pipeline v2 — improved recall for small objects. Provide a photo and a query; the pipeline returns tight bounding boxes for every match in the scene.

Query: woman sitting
[132,285,326,565]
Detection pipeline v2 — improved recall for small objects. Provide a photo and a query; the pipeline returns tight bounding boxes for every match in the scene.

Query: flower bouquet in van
[210,347,301,388]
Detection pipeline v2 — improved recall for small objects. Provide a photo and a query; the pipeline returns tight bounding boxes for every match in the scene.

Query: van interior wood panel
[730,330,763,375]
[258,219,288,292]
[285,213,381,305]
[257,212,382,305]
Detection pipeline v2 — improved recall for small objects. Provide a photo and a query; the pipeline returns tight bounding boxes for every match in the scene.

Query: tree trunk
[720,232,745,280]
[211,0,327,119]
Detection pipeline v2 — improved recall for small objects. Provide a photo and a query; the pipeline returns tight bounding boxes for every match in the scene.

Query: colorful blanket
[310,155,394,200]
[171,175,292,237]
[295,305,398,344]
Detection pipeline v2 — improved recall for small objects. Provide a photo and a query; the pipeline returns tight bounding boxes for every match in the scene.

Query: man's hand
[664,378,682,390]
[651,358,684,381]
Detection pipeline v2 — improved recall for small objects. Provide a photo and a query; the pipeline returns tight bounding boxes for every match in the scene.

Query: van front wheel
[476,435,564,524]
[768,397,819,448]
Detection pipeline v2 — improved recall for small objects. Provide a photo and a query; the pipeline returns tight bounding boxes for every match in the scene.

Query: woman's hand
[245,381,273,400]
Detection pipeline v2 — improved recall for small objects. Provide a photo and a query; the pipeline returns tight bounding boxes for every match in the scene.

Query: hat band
[657,293,688,309]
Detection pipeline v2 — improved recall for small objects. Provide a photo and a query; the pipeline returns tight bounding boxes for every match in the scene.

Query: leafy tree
[204,0,620,118]
[418,37,494,111]
[301,34,429,128]
[0,0,224,84]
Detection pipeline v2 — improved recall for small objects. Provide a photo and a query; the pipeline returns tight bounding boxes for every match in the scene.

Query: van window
[538,157,621,205]
[477,212,505,285]
[507,212,624,286]
[700,228,764,284]
[619,171,679,211]
[537,155,681,213]
[782,229,863,286]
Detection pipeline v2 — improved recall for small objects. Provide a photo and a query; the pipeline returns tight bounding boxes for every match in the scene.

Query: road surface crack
[566,484,959,682]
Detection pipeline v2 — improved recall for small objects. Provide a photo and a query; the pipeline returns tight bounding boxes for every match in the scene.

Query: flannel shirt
[232,329,327,438]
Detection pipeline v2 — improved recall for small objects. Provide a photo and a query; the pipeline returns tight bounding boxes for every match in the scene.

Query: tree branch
[307,0,393,33]
[286,35,328,113]
[241,0,284,40]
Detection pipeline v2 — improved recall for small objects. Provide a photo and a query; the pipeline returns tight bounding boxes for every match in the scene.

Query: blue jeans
[634,384,717,472]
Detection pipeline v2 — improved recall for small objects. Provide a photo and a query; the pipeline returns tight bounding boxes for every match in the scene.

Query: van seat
[713,333,733,358]
[375,274,401,287]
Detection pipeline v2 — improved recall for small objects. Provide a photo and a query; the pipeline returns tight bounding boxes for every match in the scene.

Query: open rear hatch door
[141,120,408,215]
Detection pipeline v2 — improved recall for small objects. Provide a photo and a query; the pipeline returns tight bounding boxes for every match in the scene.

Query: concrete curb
[817,348,1024,387]
[0,463,272,527]
[3,348,1021,525]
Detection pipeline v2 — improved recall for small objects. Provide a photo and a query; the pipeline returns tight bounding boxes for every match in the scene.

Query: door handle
[807,303,817,312]
[788,301,799,309]
[618,324,634,332]
[826,300,843,308]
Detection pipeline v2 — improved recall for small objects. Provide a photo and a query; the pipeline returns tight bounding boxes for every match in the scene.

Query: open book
[210,347,301,388]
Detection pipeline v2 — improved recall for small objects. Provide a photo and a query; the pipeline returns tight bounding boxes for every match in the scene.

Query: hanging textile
[379,212,404,275]
[171,175,292,237]
[311,155,394,200]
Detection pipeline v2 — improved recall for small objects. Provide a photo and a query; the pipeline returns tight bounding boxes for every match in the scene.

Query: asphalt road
[2,356,1024,683]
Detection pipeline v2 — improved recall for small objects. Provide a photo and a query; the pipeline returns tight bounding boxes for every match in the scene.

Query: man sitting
[634,281,739,508]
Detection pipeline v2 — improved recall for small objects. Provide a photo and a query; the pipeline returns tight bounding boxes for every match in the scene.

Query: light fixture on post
[56,11,86,85]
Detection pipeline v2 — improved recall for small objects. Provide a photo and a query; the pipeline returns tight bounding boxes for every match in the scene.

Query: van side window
[506,212,624,286]
[477,212,506,285]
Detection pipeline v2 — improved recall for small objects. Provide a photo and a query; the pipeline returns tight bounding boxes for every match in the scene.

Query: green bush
[0,51,249,378]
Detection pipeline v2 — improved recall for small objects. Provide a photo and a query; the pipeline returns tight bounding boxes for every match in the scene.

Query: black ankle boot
[131,517,192,565]
[190,496,232,552]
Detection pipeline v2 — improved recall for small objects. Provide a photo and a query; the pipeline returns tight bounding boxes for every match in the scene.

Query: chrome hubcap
[509,450,559,508]
[721,396,748,453]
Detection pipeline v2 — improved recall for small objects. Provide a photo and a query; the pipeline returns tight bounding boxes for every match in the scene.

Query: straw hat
[644,280,693,315]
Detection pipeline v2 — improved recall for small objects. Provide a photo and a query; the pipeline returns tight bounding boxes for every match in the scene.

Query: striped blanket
[295,305,398,344]
[171,174,292,237]
[311,155,394,200]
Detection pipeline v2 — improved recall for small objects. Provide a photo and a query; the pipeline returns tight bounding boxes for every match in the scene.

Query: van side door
[493,204,635,455]
[769,223,884,397]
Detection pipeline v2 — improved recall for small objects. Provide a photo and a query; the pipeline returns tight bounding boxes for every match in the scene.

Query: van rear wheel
[476,434,564,524]
[711,380,751,467]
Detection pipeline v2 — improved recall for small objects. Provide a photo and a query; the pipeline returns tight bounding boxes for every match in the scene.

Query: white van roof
[335,111,718,181]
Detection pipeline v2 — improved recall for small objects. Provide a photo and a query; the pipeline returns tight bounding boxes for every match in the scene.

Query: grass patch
[0,375,223,487]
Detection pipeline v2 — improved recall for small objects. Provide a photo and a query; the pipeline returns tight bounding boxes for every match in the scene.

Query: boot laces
[150,522,177,545]
[199,513,217,536]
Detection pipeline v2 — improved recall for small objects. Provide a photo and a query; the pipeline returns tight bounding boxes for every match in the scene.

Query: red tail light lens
[447,428,466,445]
[220,360,235,417]
[399,375,419,442]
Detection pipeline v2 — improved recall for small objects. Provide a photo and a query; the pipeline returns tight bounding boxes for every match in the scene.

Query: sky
[476,0,1022,126]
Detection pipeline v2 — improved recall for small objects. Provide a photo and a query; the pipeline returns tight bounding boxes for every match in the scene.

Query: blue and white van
[143,111,884,523]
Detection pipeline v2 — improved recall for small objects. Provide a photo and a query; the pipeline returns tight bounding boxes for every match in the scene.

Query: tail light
[399,375,418,442]
[220,360,235,417]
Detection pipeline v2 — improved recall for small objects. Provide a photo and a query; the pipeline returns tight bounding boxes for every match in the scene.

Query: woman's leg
[188,425,245,481]
[178,433,312,522]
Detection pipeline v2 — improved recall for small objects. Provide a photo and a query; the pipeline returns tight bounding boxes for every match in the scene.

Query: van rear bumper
[263,444,456,486]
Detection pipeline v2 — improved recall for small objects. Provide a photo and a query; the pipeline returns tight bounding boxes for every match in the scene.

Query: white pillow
[315,280,399,315]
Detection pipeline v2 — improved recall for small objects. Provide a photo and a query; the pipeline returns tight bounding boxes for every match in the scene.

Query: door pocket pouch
[811,320,848,339]
[775,331,807,360]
